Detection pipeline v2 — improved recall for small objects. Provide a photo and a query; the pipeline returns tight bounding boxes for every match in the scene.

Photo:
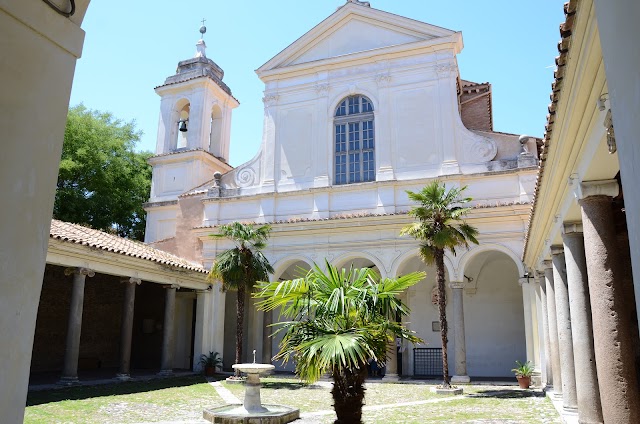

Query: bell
[179,120,188,132]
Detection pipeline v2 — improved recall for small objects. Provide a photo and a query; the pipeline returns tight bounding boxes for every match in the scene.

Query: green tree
[208,222,274,377]
[401,181,478,388]
[254,261,424,424]
[54,104,152,240]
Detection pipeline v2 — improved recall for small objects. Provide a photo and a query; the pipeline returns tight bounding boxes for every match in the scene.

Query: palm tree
[254,261,424,424]
[208,222,273,377]
[400,181,478,388]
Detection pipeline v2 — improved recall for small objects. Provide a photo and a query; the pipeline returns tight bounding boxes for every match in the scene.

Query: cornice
[257,36,460,82]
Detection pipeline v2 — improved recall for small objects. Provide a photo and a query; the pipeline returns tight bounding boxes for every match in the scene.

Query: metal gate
[413,348,443,377]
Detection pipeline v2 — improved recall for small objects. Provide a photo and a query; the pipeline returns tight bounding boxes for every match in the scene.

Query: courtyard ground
[25,374,560,423]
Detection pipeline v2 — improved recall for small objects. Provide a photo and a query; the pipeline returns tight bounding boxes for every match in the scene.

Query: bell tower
[148,23,238,203]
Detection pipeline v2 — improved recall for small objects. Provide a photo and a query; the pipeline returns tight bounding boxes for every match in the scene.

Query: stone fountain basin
[203,404,299,424]
[232,363,275,374]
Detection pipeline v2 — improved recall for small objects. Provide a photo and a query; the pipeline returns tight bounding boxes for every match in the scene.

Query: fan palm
[208,222,273,377]
[400,181,478,388]
[254,261,424,424]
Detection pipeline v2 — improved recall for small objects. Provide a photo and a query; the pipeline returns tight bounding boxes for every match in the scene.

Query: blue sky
[70,0,565,167]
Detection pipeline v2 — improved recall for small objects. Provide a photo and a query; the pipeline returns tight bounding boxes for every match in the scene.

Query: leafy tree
[54,104,152,240]
[401,181,478,388]
[208,222,274,377]
[255,261,424,424]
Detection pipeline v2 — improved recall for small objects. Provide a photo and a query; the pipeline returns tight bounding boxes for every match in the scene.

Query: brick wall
[30,265,124,372]
[461,93,492,131]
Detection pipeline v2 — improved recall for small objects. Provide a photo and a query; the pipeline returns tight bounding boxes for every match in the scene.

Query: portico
[29,220,212,386]
[523,1,640,422]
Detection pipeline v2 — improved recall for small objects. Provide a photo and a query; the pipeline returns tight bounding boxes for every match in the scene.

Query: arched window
[334,95,375,184]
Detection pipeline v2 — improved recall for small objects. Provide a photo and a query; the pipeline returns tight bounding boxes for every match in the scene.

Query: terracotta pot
[204,366,215,377]
[516,375,531,389]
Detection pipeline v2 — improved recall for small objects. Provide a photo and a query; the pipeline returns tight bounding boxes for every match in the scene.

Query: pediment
[257,3,458,75]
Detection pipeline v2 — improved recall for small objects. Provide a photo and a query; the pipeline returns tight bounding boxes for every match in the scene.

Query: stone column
[579,180,640,423]
[159,285,177,376]
[532,277,545,384]
[562,223,603,424]
[544,261,563,399]
[262,310,273,364]
[519,279,535,369]
[116,278,140,381]
[449,281,470,383]
[382,336,400,382]
[551,246,578,413]
[59,267,95,385]
[537,272,552,389]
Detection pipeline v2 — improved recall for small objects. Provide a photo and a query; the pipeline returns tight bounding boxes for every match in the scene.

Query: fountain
[203,350,300,423]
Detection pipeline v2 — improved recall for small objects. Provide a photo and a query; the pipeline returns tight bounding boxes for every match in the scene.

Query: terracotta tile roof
[49,219,206,273]
[523,0,578,261]
[194,201,531,229]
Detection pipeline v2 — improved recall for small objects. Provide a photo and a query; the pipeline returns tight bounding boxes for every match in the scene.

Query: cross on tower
[199,18,207,40]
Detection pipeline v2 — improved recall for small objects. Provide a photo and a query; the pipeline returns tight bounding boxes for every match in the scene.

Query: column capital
[448,281,465,289]
[121,277,142,285]
[518,277,530,286]
[550,245,564,256]
[563,222,583,235]
[64,267,95,277]
[542,260,553,270]
[577,179,619,200]
[162,284,180,290]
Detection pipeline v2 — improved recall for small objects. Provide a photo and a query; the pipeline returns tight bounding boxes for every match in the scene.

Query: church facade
[145,0,540,380]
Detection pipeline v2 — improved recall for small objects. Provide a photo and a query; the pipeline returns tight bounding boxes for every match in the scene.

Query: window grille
[413,348,443,377]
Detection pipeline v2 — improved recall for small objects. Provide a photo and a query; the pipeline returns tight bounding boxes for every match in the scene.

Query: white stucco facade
[145,1,539,378]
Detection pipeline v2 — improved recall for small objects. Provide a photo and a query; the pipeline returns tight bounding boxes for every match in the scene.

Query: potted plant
[511,360,534,389]
[199,351,222,377]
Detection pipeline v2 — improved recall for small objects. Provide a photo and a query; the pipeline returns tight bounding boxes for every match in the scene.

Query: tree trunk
[435,248,450,387]
[235,282,245,377]
[331,363,367,424]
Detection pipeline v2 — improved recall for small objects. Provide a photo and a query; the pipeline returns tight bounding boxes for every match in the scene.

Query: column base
[531,372,542,387]
[115,373,132,381]
[382,373,400,382]
[157,369,173,377]
[57,376,80,386]
[451,375,471,384]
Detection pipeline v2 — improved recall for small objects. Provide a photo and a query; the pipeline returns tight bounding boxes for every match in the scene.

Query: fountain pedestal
[234,363,273,414]
[203,362,299,424]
